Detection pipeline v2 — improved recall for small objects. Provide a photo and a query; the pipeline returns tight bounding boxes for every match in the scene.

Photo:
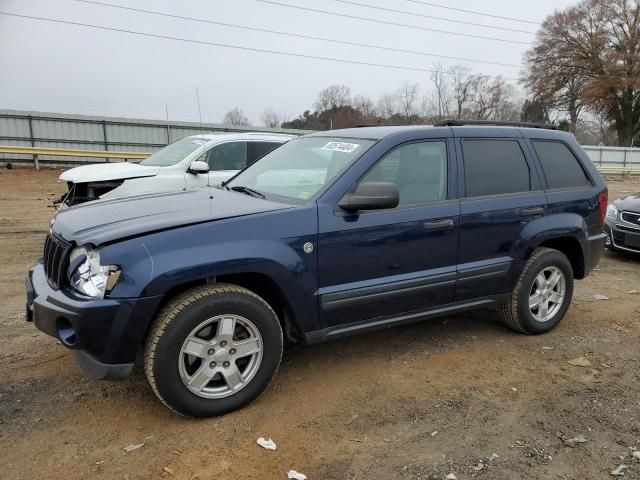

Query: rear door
[454,132,547,301]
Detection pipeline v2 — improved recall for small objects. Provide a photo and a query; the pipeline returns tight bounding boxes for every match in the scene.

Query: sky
[0,0,577,125]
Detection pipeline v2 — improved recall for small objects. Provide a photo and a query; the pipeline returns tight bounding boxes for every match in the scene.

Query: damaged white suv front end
[59,132,292,207]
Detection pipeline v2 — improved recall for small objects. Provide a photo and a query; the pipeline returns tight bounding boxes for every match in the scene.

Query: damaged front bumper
[26,260,162,380]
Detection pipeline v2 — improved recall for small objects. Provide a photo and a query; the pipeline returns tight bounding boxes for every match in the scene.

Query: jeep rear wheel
[144,284,283,417]
[498,247,574,334]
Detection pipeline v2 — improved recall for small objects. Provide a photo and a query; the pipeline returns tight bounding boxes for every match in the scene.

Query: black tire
[144,284,283,417]
[498,247,574,335]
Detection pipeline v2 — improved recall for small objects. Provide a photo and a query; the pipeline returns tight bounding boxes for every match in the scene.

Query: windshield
[140,137,207,167]
[226,137,374,204]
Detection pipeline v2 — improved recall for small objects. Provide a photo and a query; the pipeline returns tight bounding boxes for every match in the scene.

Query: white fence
[583,145,640,172]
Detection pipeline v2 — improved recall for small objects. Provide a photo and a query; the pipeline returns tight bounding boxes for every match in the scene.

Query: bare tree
[397,81,420,119]
[468,76,515,120]
[449,65,475,119]
[261,108,283,128]
[222,107,250,126]
[353,94,377,121]
[429,63,451,120]
[314,84,352,112]
[377,93,399,117]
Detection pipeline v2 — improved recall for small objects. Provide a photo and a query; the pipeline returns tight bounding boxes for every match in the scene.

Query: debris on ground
[562,435,588,447]
[287,470,307,480]
[593,294,610,300]
[567,356,592,367]
[471,461,486,472]
[162,466,174,476]
[445,474,457,480]
[632,451,640,461]
[542,346,554,350]
[627,290,638,295]
[611,465,628,476]
[122,443,144,453]
[256,437,277,451]
[431,431,439,437]
[345,414,359,425]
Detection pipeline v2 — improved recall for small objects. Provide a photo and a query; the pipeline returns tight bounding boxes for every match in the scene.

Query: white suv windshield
[140,137,207,167]
[226,137,375,204]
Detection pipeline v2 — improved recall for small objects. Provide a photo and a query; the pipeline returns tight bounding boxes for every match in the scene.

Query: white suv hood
[59,162,161,183]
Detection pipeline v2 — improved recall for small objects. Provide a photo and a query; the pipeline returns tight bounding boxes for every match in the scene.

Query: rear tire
[144,284,283,417]
[498,248,574,334]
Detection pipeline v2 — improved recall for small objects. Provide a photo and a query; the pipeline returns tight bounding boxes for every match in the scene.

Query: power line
[400,0,539,25]
[255,0,531,46]
[71,0,522,69]
[0,11,520,80]
[326,0,536,34]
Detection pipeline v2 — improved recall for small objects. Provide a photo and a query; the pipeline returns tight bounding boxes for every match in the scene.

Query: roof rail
[434,119,557,130]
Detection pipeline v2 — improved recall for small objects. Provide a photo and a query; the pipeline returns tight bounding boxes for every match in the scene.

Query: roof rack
[434,119,557,130]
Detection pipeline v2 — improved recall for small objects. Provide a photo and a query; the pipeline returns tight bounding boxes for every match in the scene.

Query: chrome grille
[43,233,71,289]
[621,211,640,225]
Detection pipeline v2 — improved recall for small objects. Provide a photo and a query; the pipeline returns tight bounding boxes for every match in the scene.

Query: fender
[101,207,320,334]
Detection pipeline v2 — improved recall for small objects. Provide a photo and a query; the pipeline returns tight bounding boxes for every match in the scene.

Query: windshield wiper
[227,185,265,199]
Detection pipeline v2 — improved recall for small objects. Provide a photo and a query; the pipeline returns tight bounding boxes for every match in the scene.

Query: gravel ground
[1,168,639,480]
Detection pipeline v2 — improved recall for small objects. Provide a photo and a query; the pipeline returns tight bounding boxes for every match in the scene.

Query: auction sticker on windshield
[321,142,360,153]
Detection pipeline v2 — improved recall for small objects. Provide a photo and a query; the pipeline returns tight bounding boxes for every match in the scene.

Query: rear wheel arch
[536,236,585,279]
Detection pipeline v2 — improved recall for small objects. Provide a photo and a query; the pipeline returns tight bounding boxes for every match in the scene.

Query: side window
[251,141,281,163]
[531,141,590,189]
[360,141,448,206]
[462,139,530,197]
[206,142,248,171]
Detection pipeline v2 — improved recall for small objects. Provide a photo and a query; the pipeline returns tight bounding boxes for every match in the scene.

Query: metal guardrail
[1,144,639,174]
[0,145,150,168]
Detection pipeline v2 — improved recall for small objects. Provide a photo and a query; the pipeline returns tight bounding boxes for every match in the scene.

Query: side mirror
[188,160,209,174]
[338,181,399,212]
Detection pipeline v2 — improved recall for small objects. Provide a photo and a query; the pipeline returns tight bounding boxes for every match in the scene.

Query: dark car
[605,192,640,254]
[26,120,608,417]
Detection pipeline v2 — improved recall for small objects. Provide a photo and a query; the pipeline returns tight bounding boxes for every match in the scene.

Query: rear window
[462,139,531,197]
[531,141,590,189]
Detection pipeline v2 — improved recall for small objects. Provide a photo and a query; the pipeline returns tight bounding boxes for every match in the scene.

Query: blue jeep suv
[26,121,608,417]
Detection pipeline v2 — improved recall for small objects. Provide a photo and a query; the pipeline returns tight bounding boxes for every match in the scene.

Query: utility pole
[195,86,203,125]
[165,105,171,144]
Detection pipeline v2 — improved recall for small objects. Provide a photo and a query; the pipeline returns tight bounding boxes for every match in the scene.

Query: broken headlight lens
[606,204,618,220]
[67,246,121,298]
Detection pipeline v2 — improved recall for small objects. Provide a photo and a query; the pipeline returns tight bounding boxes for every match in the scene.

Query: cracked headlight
[67,246,121,298]
[606,204,618,220]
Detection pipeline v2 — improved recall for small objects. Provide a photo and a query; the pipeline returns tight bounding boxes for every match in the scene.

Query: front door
[317,139,460,328]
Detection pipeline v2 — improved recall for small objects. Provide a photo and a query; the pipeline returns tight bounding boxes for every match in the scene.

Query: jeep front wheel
[144,284,283,417]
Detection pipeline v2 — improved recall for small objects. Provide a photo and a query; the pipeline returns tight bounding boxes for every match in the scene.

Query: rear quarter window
[531,141,591,189]
[462,139,531,197]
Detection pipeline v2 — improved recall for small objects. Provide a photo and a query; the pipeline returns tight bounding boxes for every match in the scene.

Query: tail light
[598,191,608,225]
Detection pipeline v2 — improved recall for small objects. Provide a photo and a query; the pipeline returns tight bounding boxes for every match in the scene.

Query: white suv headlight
[606,204,618,220]
[67,246,121,298]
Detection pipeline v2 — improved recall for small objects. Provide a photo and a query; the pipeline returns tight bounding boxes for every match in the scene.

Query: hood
[51,187,292,246]
[59,162,161,183]
[613,192,640,212]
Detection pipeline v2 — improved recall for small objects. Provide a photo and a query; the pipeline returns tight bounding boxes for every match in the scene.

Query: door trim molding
[320,272,456,311]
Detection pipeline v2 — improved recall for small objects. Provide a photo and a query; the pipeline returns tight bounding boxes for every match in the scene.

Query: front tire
[498,248,574,334]
[144,284,283,417]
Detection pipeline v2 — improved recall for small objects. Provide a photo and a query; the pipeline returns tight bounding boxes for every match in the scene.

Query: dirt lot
[1,168,639,480]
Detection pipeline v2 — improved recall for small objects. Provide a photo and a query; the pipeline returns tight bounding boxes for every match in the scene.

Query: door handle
[422,218,455,231]
[519,207,544,217]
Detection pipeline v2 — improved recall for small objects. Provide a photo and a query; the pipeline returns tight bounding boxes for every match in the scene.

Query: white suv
[59,132,293,207]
